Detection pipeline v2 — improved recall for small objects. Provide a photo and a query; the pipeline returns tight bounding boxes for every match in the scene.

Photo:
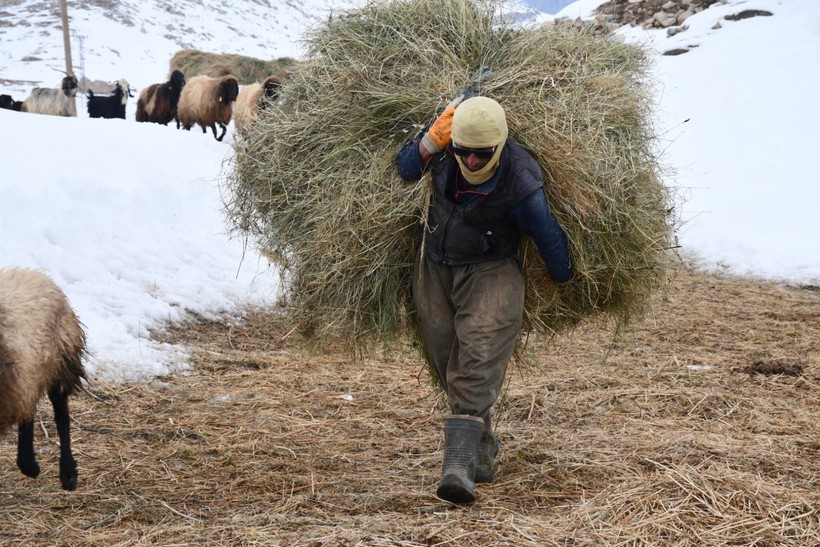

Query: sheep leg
[16,419,40,479]
[215,123,227,142]
[48,385,78,491]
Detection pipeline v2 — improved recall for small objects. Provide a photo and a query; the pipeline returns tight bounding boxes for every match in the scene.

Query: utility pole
[59,0,73,75]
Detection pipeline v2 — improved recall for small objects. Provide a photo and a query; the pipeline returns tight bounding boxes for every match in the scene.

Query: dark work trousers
[413,249,525,431]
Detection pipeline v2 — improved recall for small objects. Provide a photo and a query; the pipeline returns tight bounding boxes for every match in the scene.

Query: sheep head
[169,70,186,91]
[118,79,134,98]
[218,76,239,104]
[262,76,282,101]
[61,75,79,97]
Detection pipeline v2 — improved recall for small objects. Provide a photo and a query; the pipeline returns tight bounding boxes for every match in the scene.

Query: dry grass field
[1,267,818,546]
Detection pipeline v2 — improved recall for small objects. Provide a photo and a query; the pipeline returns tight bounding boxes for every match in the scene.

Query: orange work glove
[421,94,464,154]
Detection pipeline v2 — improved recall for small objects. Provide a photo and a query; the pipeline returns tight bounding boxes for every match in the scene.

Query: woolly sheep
[87,79,133,119]
[233,76,281,135]
[0,268,87,490]
[136,70,186,125]
[21,75,79,117]
[0,94,23,111]
[176,74,240,142]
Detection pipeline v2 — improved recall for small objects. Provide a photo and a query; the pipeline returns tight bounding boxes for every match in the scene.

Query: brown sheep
[176,74,240,141]
[0,268,88,490]
[136,70,186,125]
[233,76,281,135]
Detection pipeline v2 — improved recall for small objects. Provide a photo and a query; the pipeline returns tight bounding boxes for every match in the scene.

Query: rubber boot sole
[437,473,476,504]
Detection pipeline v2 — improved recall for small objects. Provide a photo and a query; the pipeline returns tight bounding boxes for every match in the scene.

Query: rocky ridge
[594,0,722,29]
[552,0,775,55]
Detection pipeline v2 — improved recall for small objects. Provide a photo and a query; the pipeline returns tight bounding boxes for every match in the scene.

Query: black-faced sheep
[87,79,133,119]
[0,268,88,491]
[176,74,239,142]
[0,94,23,111]
[233,76,281,135]
[21,74,79,117]
[136,70,186,125]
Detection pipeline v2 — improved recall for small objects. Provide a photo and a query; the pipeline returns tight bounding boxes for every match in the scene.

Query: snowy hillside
[0,0,550,101]
[0,0,360,98]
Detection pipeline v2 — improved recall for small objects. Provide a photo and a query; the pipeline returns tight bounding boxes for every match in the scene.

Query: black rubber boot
[475,429,499,483]
[436,415,484,504]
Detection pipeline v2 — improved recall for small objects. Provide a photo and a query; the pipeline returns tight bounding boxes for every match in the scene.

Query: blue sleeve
[395,129,429,182]
[511,189,574,283]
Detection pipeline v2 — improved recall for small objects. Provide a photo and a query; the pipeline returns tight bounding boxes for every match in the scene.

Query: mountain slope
[0,0,356,95]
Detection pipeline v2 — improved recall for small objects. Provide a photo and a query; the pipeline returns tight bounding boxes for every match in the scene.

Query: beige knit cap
[450,96,508,185]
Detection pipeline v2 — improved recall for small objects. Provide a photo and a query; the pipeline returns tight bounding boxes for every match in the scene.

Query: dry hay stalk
[565,460,819,544]
[225,0,678,353]
[170,49,300,85]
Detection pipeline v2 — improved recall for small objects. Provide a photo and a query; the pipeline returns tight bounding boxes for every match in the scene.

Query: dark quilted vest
[425,139,543,265]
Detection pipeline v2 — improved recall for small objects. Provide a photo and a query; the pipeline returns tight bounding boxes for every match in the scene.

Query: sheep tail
[54,310,88,396]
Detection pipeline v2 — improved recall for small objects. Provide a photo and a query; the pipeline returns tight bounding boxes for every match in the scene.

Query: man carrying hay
[396,95,574,504]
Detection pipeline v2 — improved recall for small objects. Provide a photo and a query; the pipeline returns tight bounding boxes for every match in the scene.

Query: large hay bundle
[225,0,677,352]
[170,50,300,85]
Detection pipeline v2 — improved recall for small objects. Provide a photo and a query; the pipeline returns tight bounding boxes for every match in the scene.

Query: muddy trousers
[413,254,525,425]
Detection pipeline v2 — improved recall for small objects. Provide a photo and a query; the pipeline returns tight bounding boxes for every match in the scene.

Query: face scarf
[450,96,508,185]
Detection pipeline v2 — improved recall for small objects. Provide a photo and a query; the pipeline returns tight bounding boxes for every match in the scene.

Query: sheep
[136,70,186,125]
[87,79,133,119]
[0,268,88,491]
[232,76,281,135]
[21,74,79,117]
[176,74,240,142]
[0,94,23,111]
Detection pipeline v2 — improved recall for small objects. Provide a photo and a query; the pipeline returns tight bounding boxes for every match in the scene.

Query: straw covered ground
[1,266,818,546]
[226,0,676,352]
